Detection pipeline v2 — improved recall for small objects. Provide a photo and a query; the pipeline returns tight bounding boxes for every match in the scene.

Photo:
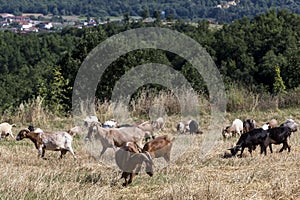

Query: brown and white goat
[222,119,243,138]
[142,135,175,163]
[115,142,153,187]
[176,121,186,134]
[16,129,76,160]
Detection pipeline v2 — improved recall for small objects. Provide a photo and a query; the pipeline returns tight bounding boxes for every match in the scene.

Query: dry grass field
[1,108,300,200]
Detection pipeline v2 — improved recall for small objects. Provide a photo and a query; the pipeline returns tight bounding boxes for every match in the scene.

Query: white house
[40,22,53,29]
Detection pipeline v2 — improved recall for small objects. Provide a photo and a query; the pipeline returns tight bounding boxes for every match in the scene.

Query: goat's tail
[11,124,16,127]
[167,135,176,142]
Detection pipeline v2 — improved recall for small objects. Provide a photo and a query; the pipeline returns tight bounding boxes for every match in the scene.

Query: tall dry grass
[3,85,300,127]
[226,84,300,113]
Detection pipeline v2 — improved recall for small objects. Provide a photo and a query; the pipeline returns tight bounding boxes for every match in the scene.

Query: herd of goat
[222,118,298,157]
[0,116,298,186]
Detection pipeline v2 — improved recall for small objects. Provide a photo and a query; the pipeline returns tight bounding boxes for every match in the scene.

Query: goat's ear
[144,151,151,160]
[235,145,242,150]
[144,152,154,164]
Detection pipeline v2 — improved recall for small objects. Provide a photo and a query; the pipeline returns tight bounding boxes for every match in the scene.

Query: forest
[0,9,299,115]
[0,0,300,23]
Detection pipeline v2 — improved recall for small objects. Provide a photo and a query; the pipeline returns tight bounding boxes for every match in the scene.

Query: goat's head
[282,119,298,132]
[222,126,232,138]
[224,126,231,132]
[124,142,142,153]
[16,129,30,141]
[28,125,35,132]
[130,152,154,177]
[144,152,154,176]
[85,122,99,141]
[228,145,241,156]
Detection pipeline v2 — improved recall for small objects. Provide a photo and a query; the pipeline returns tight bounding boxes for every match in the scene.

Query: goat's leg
[164,152,171,163]
[253,145,257,151]
[8,131,14,138]
[248,147,253,157]
[127,172,134,185]
[287,144,291,152]
[279,141,288,152]
[66,146,77,160]
[100,147,108,157]
[60,149,68,159]
[268,144,273,153]
[41,148,47,160]
[122,180,128,187]
[134,162,142,175]
[286,140,291,152]
[280,141,290,152]
[236,130,241,137]
[232,131,236,137]
[121,172,130,187]
[37,147,43,158]
[239,147,245,157]
[260,144,267,155]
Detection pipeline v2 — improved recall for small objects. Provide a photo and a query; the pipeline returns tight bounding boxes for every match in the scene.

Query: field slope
[1,109,300,199]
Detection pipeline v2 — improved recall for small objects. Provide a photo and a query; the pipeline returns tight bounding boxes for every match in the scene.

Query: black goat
[188,120,202,134]
[229,128,268,157]
[264,126,292,153]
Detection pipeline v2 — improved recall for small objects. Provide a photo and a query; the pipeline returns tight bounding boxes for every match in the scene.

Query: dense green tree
[273,65,286,95]
[153,10,161,23]
[141,8,150,20]
[0,10,299,114]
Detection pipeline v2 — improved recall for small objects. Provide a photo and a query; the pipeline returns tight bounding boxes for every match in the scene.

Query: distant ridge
[0,0,299,23]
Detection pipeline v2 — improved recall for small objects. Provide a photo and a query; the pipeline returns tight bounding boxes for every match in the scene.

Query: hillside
[0,10,299,115]
[0,0,300,22]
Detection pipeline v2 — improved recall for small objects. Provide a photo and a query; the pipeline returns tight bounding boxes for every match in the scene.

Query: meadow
[1,106,300,200]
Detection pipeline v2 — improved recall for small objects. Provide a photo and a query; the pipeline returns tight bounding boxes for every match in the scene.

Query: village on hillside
[0,0,241,33]
[0,13,119,33]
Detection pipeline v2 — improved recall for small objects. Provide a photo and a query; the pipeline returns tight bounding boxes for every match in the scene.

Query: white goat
[83,115,99,128]
[222,119,243,138]
[152,117,165,132]
[0,122,16,139]
[102,119,118,128]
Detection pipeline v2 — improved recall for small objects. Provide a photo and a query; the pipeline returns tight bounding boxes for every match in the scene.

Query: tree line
[0,10,299,114]
[1,0,300,23]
